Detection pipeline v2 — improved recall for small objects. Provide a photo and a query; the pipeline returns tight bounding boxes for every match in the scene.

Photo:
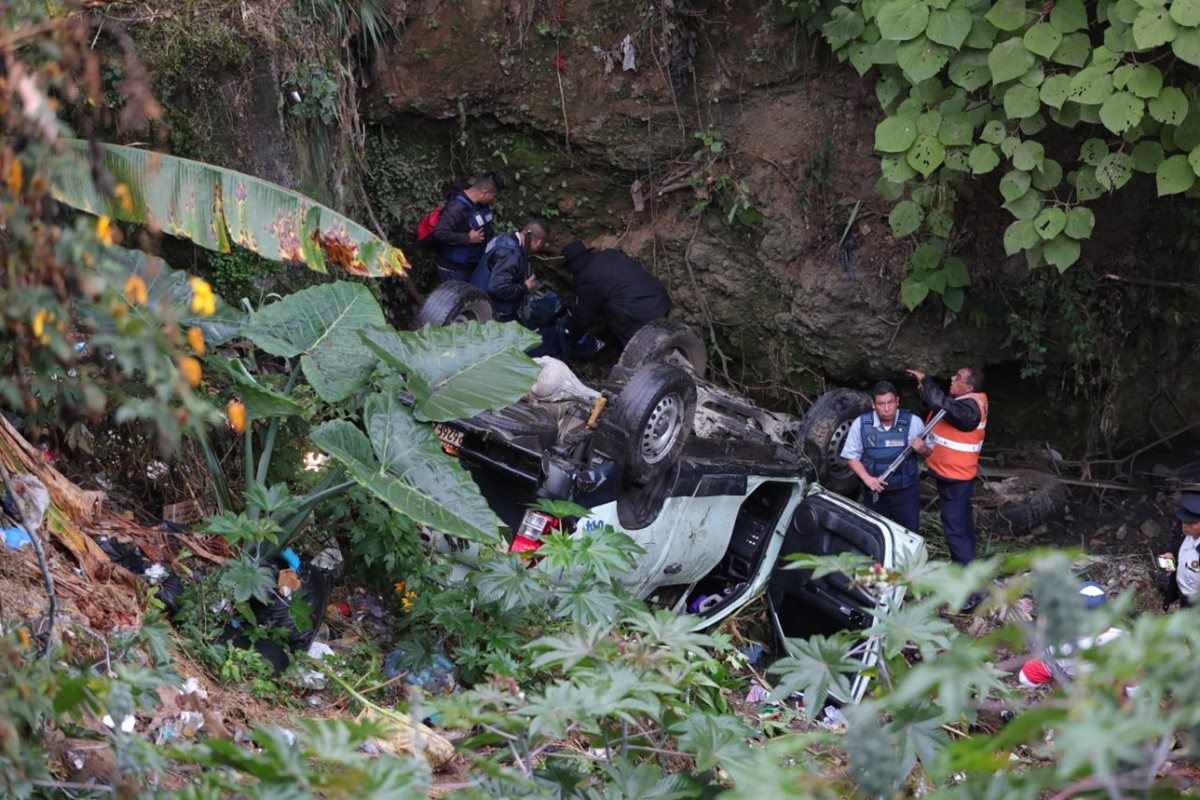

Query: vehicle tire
[475,404,559,448]
[412,281,493,328]
[610,363,697,484]
[976,471,1068,534]
[617,319,708,377]
[800,388,872,496]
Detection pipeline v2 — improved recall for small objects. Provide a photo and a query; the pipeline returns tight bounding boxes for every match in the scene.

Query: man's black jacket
[565,248,671,345]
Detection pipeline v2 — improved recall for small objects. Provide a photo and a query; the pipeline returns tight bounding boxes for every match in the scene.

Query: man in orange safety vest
[907,366,988,569]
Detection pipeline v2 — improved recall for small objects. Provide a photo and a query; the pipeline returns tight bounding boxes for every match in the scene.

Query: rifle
[871,409,947,502]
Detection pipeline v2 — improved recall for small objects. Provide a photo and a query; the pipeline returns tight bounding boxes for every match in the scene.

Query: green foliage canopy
[795,0,1200,309]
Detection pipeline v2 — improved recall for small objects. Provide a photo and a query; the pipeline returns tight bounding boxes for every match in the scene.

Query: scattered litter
[3,526,31,549]
[332,602,352,618]
[4,474,49,531]
[312,545,343,574]
[277,568,302,598]
[382,646,457,695]
[745,683,770,705]
[819,705,848,729]
[620,34,636,71]
[306,696,323,708]
[737,643,764,669]
[178,711,205,734]
[281,548,301,571]
[144,563,168,584]
[155,725,178,745]
[297,640,335,690]
[182,677,208,700]
[277,727,297,747]
[102,713,137,733]
[145,460,170,481]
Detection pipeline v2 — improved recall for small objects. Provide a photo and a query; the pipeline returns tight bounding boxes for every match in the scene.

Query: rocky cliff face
[132,0,1198,452]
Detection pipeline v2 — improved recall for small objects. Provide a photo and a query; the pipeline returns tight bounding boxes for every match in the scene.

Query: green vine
[793,0,1200,309]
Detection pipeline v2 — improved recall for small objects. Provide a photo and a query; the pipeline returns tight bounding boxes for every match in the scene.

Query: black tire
[800,388,872,496]
[475,404,559,448]
[610,363,697,484]
[976,471,1068,534]
[617,319,708,377]
[412,281,493,328]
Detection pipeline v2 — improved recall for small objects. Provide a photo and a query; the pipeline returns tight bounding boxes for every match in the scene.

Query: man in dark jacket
[480,218,551,322]
[431,172,505,283]
[560,240,672,346]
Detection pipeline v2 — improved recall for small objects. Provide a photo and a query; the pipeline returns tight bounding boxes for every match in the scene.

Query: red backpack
[415,194,471,248]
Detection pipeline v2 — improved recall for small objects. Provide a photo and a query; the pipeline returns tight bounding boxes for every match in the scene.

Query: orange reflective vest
[925,392,988,481]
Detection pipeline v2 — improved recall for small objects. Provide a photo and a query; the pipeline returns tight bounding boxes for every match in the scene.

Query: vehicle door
[766,486,925,704]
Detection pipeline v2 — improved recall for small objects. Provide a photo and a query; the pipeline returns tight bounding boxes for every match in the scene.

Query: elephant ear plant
[190,279,543,617]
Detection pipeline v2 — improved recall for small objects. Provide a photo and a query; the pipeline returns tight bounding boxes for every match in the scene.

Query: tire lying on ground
[617,319,708,377]
[610,362,697,484]
[975,471,1068,534]
[799,388,873,497]
[412,280,493,328]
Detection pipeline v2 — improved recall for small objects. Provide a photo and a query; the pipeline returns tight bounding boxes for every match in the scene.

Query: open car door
[767,488,924,704]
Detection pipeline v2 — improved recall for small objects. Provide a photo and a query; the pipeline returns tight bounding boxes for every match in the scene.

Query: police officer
[430,172,504,283]
[1158,491,1200,608]
[840,380,925,532]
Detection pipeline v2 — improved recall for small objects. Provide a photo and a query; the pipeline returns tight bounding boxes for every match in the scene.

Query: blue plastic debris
[281,548,301,571]
[382,647,456,695]
[3,527,31,550]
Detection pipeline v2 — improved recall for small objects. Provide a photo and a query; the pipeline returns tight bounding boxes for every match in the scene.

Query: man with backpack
[472,218,551,323]
[421,172,505,283]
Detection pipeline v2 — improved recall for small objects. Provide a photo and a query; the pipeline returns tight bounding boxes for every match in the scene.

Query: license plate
[433,422,465,449]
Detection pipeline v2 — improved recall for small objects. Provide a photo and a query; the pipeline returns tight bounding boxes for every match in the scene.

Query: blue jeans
[935,476,976,564]
[864,481,920,533]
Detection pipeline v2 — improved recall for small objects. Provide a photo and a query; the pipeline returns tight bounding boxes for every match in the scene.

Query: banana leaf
[48,139,408,278]
[312,393,502,542]
[360,322,541,422]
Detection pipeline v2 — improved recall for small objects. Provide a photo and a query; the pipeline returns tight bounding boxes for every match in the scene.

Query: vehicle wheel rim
[453,308,483,323]
[826,418,854,475]
[641,394,682,464]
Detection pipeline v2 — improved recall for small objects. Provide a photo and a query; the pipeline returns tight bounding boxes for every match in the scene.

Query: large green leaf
[989,38,1035,84]
[312,396,502,542]
[877,0,930,40]
[47,139,408,278]
[875,116,920,152]
[242,282,387,402]
[360,322,542,422]
[1157,153,1196,194]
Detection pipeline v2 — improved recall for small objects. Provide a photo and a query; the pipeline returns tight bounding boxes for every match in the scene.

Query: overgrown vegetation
[8,3,1200,799]
[786,0,1200,311]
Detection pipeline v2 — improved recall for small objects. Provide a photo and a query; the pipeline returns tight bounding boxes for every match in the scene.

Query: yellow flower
[187,326,206,355]
[393,581,407,595]
[113,183,133,214]
[401,591,417,610]
[6,159,22,195]
[188,276,216,316]
[226,397,246,433]
[123,274,148,305]
[96,216,113,246]
[31,308,49,338]
[178,356,202,388]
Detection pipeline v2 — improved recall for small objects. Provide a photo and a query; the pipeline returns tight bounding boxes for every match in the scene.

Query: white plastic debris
[144,563,168,584]
[182,677,208,700]
[620,34,636,71]
[277,727,297,747]
[312,545,343,573]
[145,460,170,481]
[102,713,137,733]
[179,711,205,733]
